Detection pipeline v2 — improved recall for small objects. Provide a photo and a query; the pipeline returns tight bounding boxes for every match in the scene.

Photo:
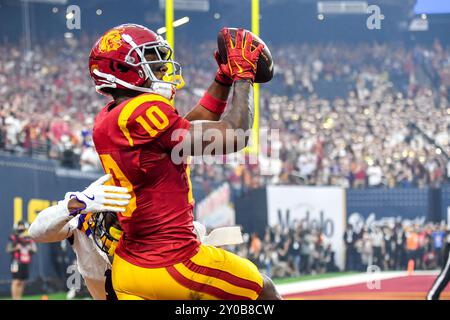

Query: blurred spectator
[432,225,446,266]
[79,138,102,172]
[371,227,385,270]
[6,221,37,300]
[367,161,383,188]
[324,244,339,272]
[394,223,407,269]
[359,229,373,271]
[249,232,262,266]
[406,227,420,268]
[344,225,359,271]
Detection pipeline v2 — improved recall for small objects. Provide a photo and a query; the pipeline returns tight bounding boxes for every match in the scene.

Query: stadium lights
[96,9,102,15]
[157,16,190,34]
[52,7,58,13]
[421,13,427,20]
[214,13,221,19]
[318,13,325,20]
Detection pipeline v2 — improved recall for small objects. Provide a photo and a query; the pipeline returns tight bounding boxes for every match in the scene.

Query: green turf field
[273,272,358,285]
[1,292,88,300]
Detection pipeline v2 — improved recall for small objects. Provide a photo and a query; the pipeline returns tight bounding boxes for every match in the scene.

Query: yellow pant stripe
[173,262,257,299]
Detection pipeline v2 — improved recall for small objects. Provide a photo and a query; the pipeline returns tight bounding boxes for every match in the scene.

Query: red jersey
[93,93,200,268]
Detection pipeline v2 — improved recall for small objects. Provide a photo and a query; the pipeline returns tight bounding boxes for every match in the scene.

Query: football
[217,28,274,83]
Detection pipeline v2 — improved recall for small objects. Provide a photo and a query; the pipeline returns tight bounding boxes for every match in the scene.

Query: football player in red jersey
[89,23,281,300]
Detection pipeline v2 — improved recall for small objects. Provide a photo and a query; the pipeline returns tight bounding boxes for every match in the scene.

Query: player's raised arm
[183,52,232,122]
[184,80,254,153]
[176,28,264,156]
[29,174,130,243]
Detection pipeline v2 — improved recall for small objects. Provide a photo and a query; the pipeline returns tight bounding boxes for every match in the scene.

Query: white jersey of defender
[29,200,110,300]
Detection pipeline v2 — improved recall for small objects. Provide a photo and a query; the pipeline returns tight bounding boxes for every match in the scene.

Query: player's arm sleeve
[28,199,76,243]
[126,100,190,150]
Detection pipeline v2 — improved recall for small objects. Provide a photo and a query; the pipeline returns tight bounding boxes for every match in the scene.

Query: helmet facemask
[89,212,122,256]
[122,34,182,93]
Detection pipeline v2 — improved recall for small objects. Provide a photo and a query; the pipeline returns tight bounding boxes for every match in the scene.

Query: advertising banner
[266,186,346,270]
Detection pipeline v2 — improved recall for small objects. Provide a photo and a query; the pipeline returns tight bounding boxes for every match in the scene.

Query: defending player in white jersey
[29,174,244,300]
[29,174,130,299]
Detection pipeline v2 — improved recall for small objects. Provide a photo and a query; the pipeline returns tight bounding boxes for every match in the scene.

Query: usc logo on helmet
[99,29,123,53]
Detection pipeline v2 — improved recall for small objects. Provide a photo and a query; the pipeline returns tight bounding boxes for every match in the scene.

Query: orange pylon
[407,259,415,275]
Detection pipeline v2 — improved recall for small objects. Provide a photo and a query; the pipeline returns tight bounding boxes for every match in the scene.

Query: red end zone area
[282,273,450,300]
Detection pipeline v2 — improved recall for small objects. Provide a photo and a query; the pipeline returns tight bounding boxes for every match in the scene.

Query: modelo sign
[266,186,346,270]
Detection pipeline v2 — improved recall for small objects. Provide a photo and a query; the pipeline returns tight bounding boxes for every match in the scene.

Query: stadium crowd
[0,38,450,191]
[343,220,450,273]
[234,223,339,278]
[230,219,450,279]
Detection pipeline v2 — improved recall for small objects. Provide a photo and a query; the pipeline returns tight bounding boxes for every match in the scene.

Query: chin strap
[151,81,176,101]
[93,69,176,100]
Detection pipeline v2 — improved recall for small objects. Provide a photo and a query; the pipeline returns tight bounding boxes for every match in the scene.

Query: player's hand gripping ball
[217,27,274,83]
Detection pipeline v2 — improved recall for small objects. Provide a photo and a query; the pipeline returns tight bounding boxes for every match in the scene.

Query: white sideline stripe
[412,270,441,276]
[276,270,441,295]
[428,256,450,299]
